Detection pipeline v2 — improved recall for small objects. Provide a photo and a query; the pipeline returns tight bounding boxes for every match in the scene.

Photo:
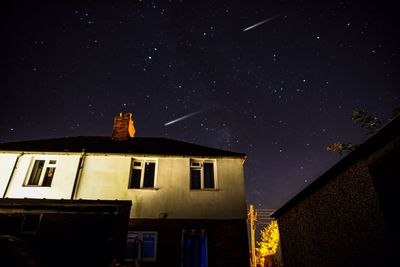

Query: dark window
[190,169,201,189]
[203,163,214,189]
[190,161,215,190]
[21,214,42,233]
[125,231,157,262]
[28,160,45,185]
[130,169,142,188]
[182,230,207,267]
[125,232,140,262]
[130,160,156,189]
[27,159,57,186]
[42,167,55,186]
[143,162,155,188]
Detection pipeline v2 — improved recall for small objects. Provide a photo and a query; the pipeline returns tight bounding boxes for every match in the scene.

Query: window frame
[125,231,158,262]
[190,159,217,190]
[129,159,158,189]
[25,158,57,187]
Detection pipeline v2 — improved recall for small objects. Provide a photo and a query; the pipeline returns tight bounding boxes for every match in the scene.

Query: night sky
[1,1,399,209]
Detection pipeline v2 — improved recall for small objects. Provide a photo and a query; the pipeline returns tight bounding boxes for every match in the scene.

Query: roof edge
[273,114,400,218]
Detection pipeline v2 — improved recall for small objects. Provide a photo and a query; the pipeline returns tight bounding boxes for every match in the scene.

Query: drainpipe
[3,152,24,198]
[70,149,86,200]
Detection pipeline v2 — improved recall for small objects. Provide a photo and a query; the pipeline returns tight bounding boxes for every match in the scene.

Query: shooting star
[243,16,278,32]
[164,110,203,126]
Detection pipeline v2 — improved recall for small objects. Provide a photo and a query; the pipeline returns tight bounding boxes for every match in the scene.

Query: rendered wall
[3,153,81,199]
[75,155,247,219]
[0,154,18,197]
[0,152,246,220]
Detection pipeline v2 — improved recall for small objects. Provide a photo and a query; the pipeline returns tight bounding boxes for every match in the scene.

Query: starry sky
[1,0,399,209]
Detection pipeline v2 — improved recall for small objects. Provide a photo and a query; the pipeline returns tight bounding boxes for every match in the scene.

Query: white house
[0,113,249,267]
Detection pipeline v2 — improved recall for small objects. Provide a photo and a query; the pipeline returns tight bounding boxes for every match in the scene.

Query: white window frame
[125,231,158,262]
[190,159,217,190]
[129,159,158,189]
[25,158,57,187]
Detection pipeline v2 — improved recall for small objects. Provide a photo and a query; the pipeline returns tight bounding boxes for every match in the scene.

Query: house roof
[0,136,246,158]
[273,114,400,218]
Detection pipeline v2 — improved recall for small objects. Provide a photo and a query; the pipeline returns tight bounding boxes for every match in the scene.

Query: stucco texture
[277,160,391,267]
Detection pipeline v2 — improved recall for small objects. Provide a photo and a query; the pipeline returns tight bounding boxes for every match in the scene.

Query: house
[272,115,400,267]
[0,112,249,267]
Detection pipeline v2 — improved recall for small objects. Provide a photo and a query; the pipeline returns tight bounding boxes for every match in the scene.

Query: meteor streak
[164,110,203,126]
[243,16,278,32]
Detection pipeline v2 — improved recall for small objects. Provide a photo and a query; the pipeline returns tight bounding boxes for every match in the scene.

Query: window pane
[142,233,156,258]
[130,169,141,188]
[204,163,215,188]
[143,162,155,188]
[28,160,45,185]
[191,162,201,167]
[125,232,141,261]
[22,214,41,233]
[182,230,207,267]
[42,167,55,186]
[190,169,201,189]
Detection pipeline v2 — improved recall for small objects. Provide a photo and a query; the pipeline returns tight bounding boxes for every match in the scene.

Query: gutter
[70,149,86,200]
[3,152,24,198]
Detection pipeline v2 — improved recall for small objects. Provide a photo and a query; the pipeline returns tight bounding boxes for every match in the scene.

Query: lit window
[129,160,156,189]
[125,231,157,262]
[27,159,57,186]
[190,160,215,190]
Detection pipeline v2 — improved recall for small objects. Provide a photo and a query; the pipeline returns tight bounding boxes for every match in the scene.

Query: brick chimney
[112,112,136,140]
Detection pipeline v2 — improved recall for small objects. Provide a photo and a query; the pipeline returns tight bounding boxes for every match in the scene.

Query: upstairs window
[190,160,215,190]
[129,160,156,189]
[27,159,57,186]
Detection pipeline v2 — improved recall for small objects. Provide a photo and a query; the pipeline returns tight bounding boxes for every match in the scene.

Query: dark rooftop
[273,114,400,218]
[0,136,246,157]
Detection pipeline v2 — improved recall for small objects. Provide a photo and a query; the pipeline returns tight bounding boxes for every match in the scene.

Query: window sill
[128,187,160,190]
[190,188,220,191]
[22,185,51,187]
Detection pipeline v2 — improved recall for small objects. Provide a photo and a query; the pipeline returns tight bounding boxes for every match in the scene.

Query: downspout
[70,149,86,200]
[3,152,24,198]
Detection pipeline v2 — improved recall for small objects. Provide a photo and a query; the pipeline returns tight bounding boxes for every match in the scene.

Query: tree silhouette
[326,107,400,154]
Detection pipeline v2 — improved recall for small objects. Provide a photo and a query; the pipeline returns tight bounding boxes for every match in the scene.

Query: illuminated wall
[2,153,81,199]
[0,152,246,220]
[76,155,246,219]
[0,153,19,196]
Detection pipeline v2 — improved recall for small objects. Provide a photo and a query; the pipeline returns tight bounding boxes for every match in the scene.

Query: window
[129,160,156,189]
[21,214,42,234]
[27,159,57,186]
[125,231,157,262]
[182,229,207,267]
[190,160,215,190]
